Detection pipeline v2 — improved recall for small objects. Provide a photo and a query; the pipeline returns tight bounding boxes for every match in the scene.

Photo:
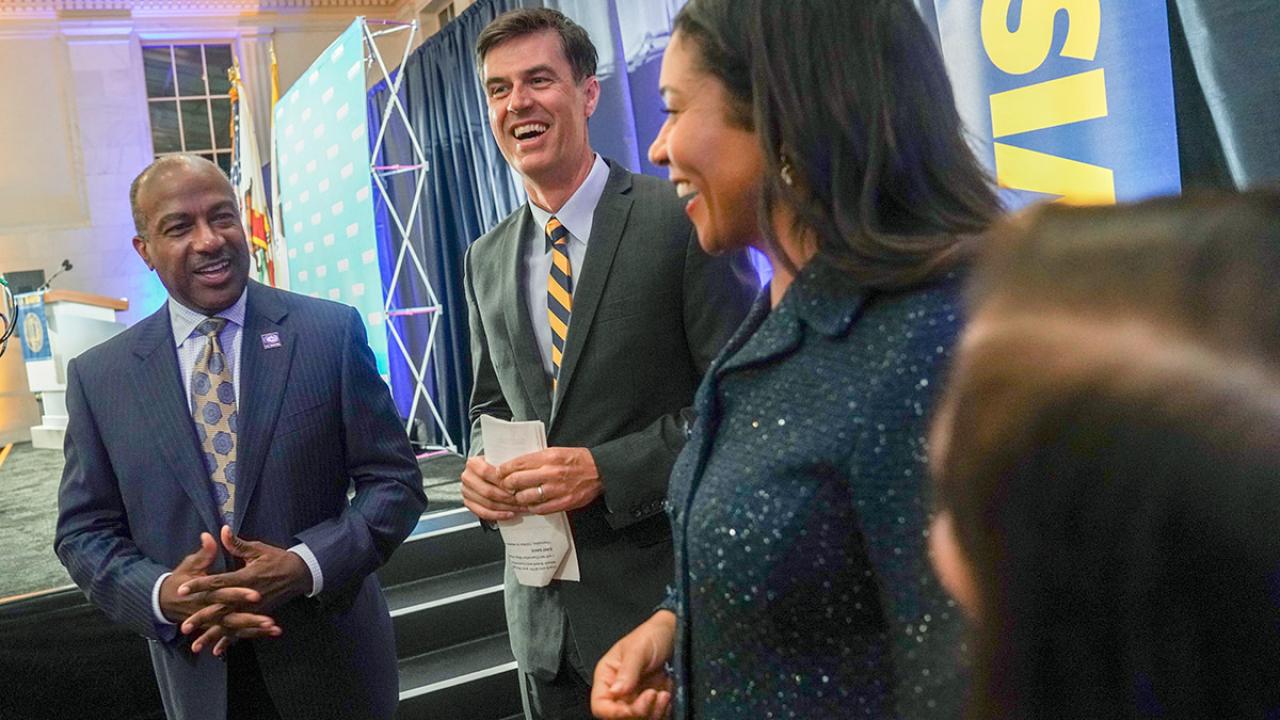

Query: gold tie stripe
[546,216,573,388]
[191,317,238,526]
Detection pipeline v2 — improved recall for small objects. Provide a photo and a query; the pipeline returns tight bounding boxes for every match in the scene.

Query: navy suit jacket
[55,281,426,720]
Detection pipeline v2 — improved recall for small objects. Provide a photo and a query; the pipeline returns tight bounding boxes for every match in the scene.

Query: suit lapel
[232,283,296,531]
[550,163,632,424]
[501,208,553,424]
[130,306,224,536]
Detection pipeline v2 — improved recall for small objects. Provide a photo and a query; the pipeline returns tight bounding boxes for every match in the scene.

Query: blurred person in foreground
[55,154,426,720]
[592,0,1000,717]
[929,191,1280,720]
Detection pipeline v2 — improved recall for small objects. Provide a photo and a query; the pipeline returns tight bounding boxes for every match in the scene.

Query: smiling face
[648,30,763,255]
[131,157,250,315]
[483,30,599,196]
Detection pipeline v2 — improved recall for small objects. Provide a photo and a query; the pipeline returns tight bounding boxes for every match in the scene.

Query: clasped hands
[158,526,311,656]
[460,446,603,522]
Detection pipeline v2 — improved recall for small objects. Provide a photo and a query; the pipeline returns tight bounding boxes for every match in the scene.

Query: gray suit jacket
[463,160,758,678]
[55,282,427,719]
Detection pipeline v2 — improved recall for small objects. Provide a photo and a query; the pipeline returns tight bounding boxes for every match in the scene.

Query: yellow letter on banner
[990,68,1108,138]
[993,143,1116,204]
[982,0,1102,75]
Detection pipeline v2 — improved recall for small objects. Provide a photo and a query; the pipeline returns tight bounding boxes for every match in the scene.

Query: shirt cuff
[152,572,175,625]
[288,543,323,597]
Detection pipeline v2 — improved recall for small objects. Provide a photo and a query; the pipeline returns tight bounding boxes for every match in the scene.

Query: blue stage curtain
[369,0,689,453]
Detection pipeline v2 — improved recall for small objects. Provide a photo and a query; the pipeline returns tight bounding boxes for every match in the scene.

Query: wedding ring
[537,484,545,501]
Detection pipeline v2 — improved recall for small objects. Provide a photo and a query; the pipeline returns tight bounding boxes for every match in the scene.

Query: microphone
[38,259,73,292]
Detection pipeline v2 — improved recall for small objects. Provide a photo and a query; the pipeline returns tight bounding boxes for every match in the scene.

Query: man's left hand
[498,447,603,514]
[177,526,312,645]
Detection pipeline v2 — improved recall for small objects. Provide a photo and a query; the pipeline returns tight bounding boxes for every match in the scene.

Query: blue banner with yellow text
[932,1,1180,207]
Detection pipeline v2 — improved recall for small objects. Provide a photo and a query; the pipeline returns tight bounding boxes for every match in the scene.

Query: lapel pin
[260,332,282,349]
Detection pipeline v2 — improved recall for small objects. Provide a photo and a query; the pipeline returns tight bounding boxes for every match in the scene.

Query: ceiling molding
[0,0,407,17]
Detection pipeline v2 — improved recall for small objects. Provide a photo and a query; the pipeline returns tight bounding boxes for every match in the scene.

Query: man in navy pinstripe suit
[54,155,426,720]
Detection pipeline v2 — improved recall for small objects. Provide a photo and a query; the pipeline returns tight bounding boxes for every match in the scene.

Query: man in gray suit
[460,8,757,719]
[55,155,426,719]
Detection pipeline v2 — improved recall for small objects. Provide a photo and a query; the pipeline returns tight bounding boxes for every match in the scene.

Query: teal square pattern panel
[275,20,390,376]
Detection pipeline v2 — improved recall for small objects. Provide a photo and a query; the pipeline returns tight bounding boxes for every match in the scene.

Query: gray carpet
[0,443,72,600]
[0,442,469,601]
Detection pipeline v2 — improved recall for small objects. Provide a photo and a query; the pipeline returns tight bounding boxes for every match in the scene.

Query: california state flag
[229,62,275,286]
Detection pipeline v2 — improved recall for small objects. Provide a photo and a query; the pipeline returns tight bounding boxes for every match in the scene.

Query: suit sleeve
[464,242,514,457]
[293,308,427,597]
[592,231,759,530]
[55,358,175,641]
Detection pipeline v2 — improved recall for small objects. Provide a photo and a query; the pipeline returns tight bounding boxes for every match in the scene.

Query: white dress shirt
[524,153,611,378]
[151,288,323,627]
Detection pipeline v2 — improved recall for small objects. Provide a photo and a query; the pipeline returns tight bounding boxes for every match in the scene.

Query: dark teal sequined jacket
[663,260,968,719]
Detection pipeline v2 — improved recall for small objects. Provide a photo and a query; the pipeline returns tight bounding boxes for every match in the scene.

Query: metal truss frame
[362,18,456,453]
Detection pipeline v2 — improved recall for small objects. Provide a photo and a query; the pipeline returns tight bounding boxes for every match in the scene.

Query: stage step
[384,506,520,720]
[388,561,506,658]
[380,507,503,587]
[396,633,520,720]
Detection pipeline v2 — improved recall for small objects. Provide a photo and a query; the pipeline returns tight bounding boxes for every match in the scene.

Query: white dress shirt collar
[527,154,610,250]
[168,286,248,345]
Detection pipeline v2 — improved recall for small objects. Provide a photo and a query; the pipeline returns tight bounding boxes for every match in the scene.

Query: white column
[60,18,163,321]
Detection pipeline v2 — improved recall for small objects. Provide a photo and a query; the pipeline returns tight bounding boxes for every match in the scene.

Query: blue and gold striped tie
[546,216,573,389]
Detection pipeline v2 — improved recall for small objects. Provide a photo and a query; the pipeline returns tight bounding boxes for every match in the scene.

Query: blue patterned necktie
[546,216,573,390]
[192,318,237,526]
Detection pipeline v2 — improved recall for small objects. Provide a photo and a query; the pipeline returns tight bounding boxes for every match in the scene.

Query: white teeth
[675,182,697,199]
[512,123,548,140]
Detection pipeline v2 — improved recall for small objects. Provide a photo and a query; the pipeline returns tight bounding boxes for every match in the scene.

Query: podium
[16,290,128,450]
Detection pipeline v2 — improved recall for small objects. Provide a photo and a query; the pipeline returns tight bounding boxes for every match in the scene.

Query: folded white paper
[480,415,581,587]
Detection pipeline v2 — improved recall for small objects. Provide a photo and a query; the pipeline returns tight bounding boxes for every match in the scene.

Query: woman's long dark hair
[673,0,1000,289]
[934,191,1280,719]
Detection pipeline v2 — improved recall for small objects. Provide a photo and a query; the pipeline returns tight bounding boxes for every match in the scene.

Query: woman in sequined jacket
[590,1,1000,718]
[929,193,1280,720]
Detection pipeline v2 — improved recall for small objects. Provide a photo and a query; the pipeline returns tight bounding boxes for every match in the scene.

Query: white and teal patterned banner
[275,19,389,375]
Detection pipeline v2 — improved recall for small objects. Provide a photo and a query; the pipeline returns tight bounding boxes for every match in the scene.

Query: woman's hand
[591,610,677,720]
